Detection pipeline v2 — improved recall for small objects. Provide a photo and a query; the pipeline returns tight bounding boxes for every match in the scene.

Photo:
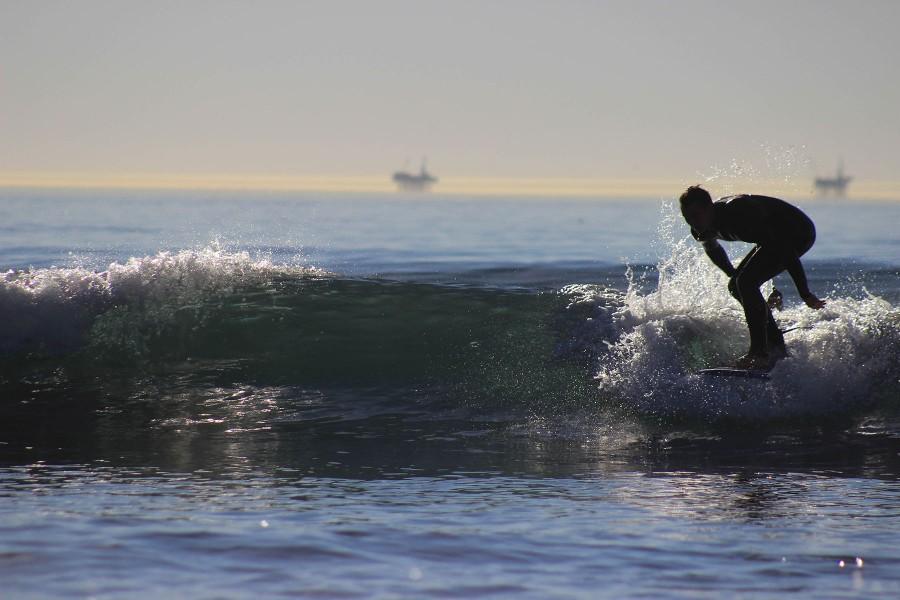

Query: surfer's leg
[767,315,785,350]
[731,246,785,356]
[766,232,814,353]
[727,246,759,301]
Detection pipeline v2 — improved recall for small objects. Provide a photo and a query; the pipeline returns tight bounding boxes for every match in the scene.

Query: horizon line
[2,171,899,200]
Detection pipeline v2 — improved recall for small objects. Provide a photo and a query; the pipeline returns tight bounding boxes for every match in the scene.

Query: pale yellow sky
[2,1,899,197]
[3,171,899,201]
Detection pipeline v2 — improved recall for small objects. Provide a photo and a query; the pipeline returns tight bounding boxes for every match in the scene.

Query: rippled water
[2,189,899,597]
[3,422,900,598]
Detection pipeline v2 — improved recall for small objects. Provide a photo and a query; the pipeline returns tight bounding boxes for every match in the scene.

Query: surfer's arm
[786,254,826,309]
[761,228,826,309]
[783,249,810,297]
[702,240,736,277]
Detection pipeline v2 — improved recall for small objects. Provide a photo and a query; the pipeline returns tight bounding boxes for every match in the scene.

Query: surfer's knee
[734,272,761,299]
[727,276,740,300]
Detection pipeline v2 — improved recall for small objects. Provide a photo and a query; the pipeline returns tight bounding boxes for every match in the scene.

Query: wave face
[2,217,899,424]
[0,247,605,415]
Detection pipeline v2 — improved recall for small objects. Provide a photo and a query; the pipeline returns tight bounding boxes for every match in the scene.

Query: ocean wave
[0,247,607,411]
[2,224,898,425]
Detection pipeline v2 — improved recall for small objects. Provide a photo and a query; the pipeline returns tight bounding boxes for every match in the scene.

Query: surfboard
[698,367,770,380]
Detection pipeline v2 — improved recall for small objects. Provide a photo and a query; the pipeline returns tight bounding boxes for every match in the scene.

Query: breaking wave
[2,212,898,425]
[587,203,900,420]
[1,245,328,358]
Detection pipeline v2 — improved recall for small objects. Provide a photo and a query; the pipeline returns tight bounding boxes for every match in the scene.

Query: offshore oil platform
[814,161,852,196]
[392,159,438,192]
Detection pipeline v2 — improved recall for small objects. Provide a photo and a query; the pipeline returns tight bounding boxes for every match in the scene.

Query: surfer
[679,186,826,370]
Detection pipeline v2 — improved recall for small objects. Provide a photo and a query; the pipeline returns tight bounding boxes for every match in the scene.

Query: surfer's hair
[679,185,712,210]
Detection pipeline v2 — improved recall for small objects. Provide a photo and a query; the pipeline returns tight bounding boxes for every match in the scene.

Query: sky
[2,1,899,196]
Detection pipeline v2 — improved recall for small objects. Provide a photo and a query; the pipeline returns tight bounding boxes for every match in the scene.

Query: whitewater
[2,189,899,598]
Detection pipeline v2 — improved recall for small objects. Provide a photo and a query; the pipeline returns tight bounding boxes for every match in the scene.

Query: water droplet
[260,520,269,528]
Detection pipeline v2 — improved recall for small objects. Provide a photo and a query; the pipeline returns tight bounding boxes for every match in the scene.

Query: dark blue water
[2,189,899,598]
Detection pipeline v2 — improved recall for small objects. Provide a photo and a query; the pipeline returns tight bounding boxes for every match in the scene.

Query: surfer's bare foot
[734,353,769,370]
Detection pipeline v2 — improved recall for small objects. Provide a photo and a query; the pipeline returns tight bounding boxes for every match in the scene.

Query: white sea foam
[592,202,900,421]
[0,246,327,356]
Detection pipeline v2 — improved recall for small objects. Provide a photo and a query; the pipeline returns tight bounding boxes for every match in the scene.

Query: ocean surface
[1,188,899,598]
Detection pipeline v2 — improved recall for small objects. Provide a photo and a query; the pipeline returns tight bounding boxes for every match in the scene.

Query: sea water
[1,188,899,598]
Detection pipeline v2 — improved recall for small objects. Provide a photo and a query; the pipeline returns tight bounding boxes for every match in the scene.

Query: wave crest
[1,246,327,357]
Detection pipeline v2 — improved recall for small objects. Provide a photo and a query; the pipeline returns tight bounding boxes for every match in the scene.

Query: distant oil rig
[392,159,438,192]
[814,161,852,196]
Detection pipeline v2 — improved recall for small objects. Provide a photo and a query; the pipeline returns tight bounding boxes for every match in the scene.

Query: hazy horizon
[3,1,899,196]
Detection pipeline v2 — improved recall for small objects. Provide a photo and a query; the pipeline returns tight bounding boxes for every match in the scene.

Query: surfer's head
[679,185,714,232]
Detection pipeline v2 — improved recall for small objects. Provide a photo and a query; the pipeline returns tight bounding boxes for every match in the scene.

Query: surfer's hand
[766,288,783,311]
[802,293,826,309]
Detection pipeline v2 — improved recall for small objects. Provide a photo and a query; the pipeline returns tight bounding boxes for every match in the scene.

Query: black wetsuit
[690,195,816,355]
